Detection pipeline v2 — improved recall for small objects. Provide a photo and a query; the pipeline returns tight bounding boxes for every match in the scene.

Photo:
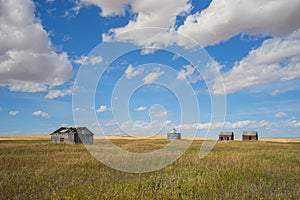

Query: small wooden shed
[50,127,94,144]
[167,128,181,140]
[242,131,258,141]
[219,132,234,141]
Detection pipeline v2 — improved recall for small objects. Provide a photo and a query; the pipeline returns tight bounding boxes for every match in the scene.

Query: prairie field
[0,137,299,199]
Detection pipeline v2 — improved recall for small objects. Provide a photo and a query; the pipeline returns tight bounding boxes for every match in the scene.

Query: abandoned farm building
[242,131,258,141]
[50,127,94,144]
[219,132,234,141]
[167,128,181,140]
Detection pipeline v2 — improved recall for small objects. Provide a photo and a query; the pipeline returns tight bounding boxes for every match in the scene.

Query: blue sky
[1,0,300,138]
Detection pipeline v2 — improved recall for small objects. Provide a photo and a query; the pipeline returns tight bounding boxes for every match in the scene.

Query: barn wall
[77,133,93,144]
[67,134,75,143]
[242,135,258,141]
[219,134,234,141]
[51,135,59,142]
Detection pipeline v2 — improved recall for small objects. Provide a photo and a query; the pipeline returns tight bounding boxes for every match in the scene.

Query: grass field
[0,138,299,199]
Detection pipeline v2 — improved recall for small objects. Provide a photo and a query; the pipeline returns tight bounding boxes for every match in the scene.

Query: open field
[0,137,299,199]
[1,135,300,143]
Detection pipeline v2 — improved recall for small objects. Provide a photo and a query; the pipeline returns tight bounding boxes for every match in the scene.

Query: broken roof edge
[50,126,94,135]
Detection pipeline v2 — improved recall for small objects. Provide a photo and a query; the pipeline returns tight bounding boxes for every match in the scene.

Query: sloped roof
[50,127,94,135]
[219,132,234,136]
[242,131,258,136]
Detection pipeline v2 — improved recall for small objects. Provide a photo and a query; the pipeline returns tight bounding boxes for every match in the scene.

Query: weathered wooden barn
[242,131,258,141]
[167,128,181,140]
[219,132,234,141]
[50,127,94,144]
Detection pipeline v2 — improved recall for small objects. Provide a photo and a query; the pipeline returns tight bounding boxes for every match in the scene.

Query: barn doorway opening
[60,137,64,142]
[227,137,229,140]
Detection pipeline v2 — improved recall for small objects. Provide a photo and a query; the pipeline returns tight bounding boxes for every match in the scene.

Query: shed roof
[219,132,234,136]
[242,131,258,136]
[50,127,94,135]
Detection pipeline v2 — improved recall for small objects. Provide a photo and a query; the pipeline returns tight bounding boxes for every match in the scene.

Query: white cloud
[87,0,300,50]
[96,105,110,113]
[118,120,172,136]
[9,110,19,116]
[0,0,73,92]
[286,118,300,128]
[80,0,132,16]
[275,112,288,118]
[3,81,48,93]
[179,120,271,131]
[271,90,281,96]
[136,106,147,111]
[177,65,195,80]
[73,55,103,65]
[152,111,167,118]
[90,55,103,65]
[97,0,191,47]
[143,67,164,84]
[101,118,300,136]
[73,56,88,65]
[213,29,300,94]
[32,110,50,118]
[178,0,300,47]
[45,89,72,99]
[125,64,143,79]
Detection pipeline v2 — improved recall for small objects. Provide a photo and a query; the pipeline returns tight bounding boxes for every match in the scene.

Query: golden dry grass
[0,137,299,199]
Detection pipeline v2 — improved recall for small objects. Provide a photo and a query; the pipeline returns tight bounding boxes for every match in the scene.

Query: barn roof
[50,127,94,135]
[219,132,234,136]
[242,131,258,136]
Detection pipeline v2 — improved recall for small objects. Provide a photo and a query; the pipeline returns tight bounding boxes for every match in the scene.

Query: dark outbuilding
[50,127,94,144]
[219,132,234,141]
[242,131,258,141]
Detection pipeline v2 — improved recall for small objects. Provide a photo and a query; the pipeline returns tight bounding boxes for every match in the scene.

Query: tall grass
[0,139,299,199]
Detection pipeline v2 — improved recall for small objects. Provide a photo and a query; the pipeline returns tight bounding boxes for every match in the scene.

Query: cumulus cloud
[286,118,300,128]
[177,65,195,80]
[178,120,271,130]
[176,64,201,83]
[136,106,147,111]
[80,0,300,95]
[143,67,164,84]
[80,0,132,16]
[213,29,300,94]
[151,111,167,118]
[101,118,300,136]
[125,64,143,79]
[117,120,172,136]
[9,110,19,116]
[45,89,72,99]
[0,0,73,92]
[178,0,300,47]
[96,105,110,113]
[32,110,50,118]
[83,0,300,49]
[275,112,288,118]
[96,0,191,48]
[73,55,103,65]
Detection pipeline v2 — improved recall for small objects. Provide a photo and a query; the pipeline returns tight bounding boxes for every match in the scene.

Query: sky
[0,0,300,138]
